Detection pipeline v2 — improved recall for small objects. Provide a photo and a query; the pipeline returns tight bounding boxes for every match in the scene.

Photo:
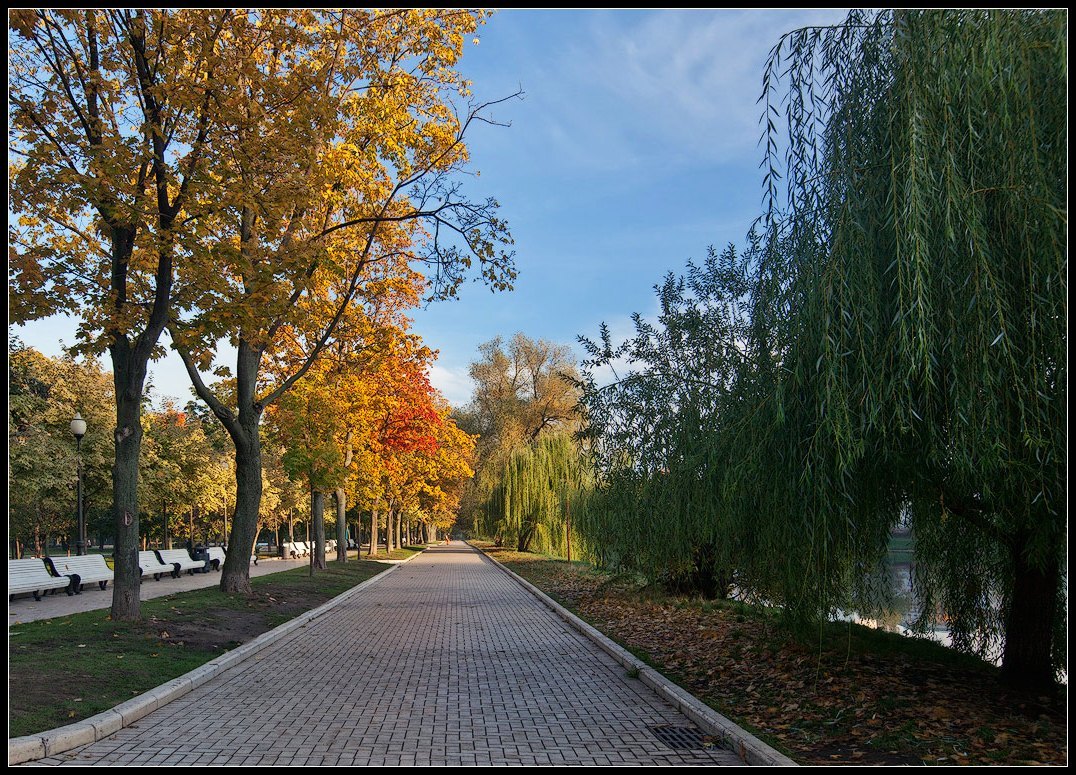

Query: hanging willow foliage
[487,431,593,556]
[578,9,1066,688]
[742,9,1067,686]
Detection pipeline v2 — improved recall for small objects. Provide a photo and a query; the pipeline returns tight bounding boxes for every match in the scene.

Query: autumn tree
[413,398,477,543]
[8,339,114,557]
[266,362,350,572]
[166,9,516,594]
[362,344,444,553]
[9,10,263,619]
[139,404,213,549]
[457,333,582,539]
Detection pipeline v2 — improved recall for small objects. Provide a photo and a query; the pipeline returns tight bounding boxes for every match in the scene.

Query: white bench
[205,547,257,571]
[139,550,178,580]
[155,548,207,575]
[45,554,114,592]
[284,542,308,558]
[9,558,75,600]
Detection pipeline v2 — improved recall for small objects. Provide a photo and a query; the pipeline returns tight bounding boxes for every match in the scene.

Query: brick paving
[30,542,741,766]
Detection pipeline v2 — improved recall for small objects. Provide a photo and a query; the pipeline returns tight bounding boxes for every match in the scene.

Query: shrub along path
[19,543,741,766]
[477,544,1067,766]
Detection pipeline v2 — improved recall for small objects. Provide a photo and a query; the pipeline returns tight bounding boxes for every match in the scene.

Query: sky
[11,9,850,409]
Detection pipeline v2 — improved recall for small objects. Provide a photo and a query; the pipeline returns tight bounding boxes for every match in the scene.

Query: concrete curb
[470,543,799,767]
[9,551,424,765]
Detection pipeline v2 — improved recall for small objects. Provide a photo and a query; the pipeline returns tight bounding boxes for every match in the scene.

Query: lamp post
[70,412,87,556]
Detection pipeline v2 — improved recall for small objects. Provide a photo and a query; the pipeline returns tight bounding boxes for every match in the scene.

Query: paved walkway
[30,542,740,766]
[9,557,316,626]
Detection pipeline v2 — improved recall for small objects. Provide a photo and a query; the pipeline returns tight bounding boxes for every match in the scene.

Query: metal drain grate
[649,724,714,751]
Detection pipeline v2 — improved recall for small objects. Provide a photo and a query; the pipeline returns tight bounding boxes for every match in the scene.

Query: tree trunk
[386,507,396,552]
[1001,535,1060,689]
[221,406,262,595]
[335,487,348,563]
[110,375,145,620]
[368,507,379,557]
[311,488,327,571]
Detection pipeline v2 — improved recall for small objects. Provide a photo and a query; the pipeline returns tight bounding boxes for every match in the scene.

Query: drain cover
[650,724,714,751]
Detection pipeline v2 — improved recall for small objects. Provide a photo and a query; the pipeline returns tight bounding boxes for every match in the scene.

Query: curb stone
[8,551,424,766]
[470,543,799,767]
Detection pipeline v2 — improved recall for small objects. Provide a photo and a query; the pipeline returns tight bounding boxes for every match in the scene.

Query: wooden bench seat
[45,554,114,592]
[155,548,207,575]
[139,550,178,580]
[9,558,75,600]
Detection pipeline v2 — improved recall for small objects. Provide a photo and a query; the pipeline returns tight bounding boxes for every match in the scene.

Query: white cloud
[428,363,475,408]
[539,9,850,169]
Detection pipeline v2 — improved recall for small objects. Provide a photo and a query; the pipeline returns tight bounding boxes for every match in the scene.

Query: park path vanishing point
[27,542,741,766]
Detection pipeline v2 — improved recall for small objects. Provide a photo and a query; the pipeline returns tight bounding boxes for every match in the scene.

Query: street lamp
[70,412,87,556]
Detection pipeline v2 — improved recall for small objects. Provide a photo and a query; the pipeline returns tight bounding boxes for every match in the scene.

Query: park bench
[45,554,114,592]
[155,548,208,575]
[205,546,257,571]
[139,550,178,580]
[9,558,76,600]
[284,541,308,558]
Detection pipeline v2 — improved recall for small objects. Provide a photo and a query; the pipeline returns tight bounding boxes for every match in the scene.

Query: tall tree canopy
[164,9,515,594]
[10,10,515,605]
[456,333,583,540]
[745,8,1066,687]
[10,9,238,619]
[576,9,1066,689]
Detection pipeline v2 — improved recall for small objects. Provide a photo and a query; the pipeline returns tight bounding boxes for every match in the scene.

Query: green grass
[8,555,408,738]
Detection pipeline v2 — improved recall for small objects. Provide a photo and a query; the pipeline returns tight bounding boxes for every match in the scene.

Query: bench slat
[8,558,75,598]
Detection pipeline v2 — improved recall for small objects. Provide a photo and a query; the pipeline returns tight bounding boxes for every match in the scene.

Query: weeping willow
[734,9,1067,686]
[577,10,1065,688]
[488,431,593,556]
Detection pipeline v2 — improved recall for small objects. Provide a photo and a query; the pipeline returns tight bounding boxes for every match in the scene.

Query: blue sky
[12,9,849,408]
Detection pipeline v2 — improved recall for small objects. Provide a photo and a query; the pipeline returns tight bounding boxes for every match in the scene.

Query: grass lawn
[473,542,1066,767]
[9,551,419,738]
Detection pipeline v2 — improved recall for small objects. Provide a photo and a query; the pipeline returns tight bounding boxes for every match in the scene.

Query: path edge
[9,552,424,765]
[470,543,799,767]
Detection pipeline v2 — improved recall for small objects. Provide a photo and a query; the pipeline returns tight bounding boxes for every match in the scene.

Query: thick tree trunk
[221,410,261,595]
[368,508,379,557]
[1002,535,1060,689]
[335,488,347,563]
[311,489,327,571]
[387,507,396,552]
[110,371,146,620]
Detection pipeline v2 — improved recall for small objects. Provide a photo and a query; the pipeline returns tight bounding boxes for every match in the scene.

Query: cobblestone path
[32,543,741,766]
